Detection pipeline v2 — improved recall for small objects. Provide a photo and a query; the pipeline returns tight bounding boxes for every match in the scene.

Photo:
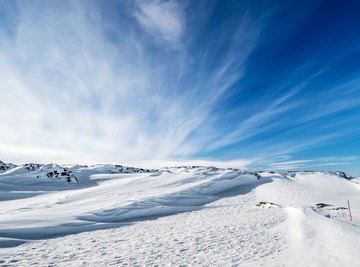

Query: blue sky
[0,0,360,174]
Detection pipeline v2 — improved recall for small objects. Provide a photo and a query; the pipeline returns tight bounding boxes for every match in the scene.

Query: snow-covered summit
[279,170,353,179]
[1,160,355,182]
[0,160,16,172]
[0,161,157,184]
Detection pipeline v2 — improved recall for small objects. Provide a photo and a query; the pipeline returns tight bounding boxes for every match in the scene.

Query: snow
[0,163,360,266]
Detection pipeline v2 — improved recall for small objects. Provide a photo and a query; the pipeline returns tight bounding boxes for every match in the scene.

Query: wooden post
[347,199,353,223]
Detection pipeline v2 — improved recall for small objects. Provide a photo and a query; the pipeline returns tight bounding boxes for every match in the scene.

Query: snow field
[0,183,287,266]
[1,164,360,266]
[0,166,264,247]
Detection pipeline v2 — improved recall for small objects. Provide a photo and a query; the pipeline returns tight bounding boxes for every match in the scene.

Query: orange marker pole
[347,199,353,223]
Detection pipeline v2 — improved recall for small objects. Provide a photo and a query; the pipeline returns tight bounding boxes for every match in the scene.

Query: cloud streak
[134,0,184,46]
[0,0,262,165]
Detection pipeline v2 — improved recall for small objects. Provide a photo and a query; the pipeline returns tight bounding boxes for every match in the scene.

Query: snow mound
[79,171,263,223]
[0,161,16,172]
[256,201,280,209]
[279,170,353,179]
[312,203,349,219]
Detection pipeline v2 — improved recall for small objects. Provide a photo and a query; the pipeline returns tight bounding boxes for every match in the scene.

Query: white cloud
[0,2,152,164]
[258,155,357,171]
[134,0,184,45]
[266,160,313,170]
[129,159,254,170]
[268,160,313,166]
[0,1,262,166]
[310,162,351,167]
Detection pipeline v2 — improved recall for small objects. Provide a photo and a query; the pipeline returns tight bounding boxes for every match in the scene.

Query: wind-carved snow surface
[0,164,263,246]
[0,162,360,266]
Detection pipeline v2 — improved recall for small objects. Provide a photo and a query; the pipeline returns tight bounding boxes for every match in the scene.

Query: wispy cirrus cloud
[134,0,184,46]
[0,0,262,165]
[260,156,357,171]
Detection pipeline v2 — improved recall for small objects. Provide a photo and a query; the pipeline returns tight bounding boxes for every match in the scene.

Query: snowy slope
[0,163,360,266]
[0,164,262,247]
[255,172,360,266]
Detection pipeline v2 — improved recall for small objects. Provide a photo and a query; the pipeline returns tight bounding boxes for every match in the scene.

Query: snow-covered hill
[0,162,359,266]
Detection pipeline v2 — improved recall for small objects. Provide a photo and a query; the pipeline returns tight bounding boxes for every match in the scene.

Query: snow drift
[0,163,266,247]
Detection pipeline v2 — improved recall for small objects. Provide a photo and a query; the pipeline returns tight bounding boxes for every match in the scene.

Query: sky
[0,0,360,174]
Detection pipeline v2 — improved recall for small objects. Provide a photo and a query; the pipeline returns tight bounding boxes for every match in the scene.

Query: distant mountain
[0,161,156,183]
[0,160,353,184]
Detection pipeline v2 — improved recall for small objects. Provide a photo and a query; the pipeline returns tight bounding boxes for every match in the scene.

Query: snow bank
[0,164,263,247]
